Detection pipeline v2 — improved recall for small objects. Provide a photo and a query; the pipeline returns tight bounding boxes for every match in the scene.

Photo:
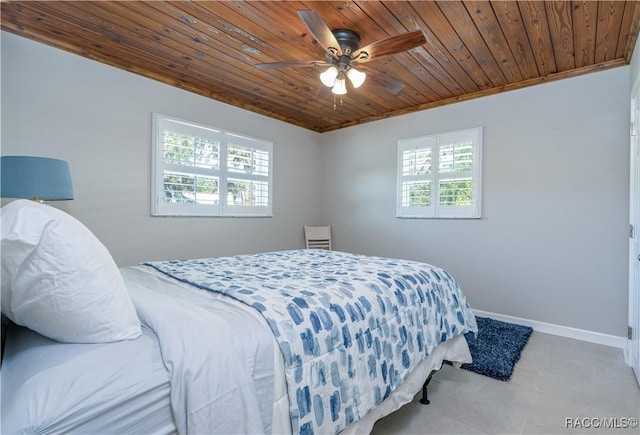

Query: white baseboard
[472,309,628,351]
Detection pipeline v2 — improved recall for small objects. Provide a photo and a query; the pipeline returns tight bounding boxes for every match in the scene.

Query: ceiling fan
[255,10,426,98]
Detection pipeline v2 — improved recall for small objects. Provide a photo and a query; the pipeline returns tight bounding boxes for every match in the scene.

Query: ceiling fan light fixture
[332,77,347,95]
[347,68,366,88]
[320,66,338,87]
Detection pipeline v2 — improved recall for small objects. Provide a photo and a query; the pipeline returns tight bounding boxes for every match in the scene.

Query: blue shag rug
[461,316,533,381]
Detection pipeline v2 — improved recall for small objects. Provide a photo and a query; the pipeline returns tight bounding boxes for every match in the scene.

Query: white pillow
[1,199,141,343]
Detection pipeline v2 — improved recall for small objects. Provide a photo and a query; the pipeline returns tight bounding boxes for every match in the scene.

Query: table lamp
[1,156,74,202]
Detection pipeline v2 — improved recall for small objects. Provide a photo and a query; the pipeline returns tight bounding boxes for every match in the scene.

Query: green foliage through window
[163,172,219,205]
[402,181,431,207]
[439,180,472,206]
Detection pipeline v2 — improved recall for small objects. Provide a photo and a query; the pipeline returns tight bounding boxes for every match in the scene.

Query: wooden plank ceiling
[2,1,639,133]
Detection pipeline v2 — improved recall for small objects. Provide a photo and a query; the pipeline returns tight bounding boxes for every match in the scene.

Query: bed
[1,199,477,434]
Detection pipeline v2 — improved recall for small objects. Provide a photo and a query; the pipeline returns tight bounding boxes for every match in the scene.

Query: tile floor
[371,332,640,434]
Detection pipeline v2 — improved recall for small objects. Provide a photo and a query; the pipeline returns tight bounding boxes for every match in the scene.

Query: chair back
[304,225,332,250]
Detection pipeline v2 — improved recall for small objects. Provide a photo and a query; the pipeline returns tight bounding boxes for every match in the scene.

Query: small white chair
[304,225,332,250]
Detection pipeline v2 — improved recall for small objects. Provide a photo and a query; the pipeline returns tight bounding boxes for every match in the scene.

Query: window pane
[402,148,431,176]
[194,137,219,169]
[439,141,473,173]
[163,131,219,170]
[164,132,194,166]
[228,144,269,176]
[163,171,219,205]
[195,175,220,205]
[439,179,472,206]
[227,178,269,206]
[252,149,270,176]
[402,181,431,207]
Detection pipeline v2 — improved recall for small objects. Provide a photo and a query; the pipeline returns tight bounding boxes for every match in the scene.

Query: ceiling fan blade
[298,9,342,56]
[353,31,426,63]
[315,85,331,100]
[255,60,326,70]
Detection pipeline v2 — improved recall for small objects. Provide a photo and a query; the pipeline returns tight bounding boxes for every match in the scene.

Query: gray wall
[1,32,323,265]
[1,32,631,337]
[319,67,630,337]
[632,37,640,91]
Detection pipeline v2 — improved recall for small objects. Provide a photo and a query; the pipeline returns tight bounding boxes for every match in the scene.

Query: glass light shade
[319,66,338,87]
[332,78,347,95]
[347,68,366,88]
[0,156,74,201]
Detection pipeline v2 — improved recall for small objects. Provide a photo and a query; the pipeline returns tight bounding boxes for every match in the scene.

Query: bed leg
[419,369,437,405]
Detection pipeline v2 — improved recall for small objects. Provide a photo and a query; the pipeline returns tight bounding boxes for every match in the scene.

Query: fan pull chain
[332,95,344,111]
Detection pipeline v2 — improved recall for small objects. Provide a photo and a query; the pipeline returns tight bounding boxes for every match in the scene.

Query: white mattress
[1,265,472,434]
[1,323,175,434]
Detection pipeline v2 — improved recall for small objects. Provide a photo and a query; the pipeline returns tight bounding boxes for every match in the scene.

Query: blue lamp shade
[1,156,74,201]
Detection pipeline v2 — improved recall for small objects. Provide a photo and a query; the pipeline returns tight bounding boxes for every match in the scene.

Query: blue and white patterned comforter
[145,249,476,435]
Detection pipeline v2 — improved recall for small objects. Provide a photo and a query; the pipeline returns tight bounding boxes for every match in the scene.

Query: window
[152,114,273,217]
[397,127,482,218]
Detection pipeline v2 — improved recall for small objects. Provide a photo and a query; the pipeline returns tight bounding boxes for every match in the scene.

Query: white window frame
[397,127,482,219]
[151,114,273,217]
